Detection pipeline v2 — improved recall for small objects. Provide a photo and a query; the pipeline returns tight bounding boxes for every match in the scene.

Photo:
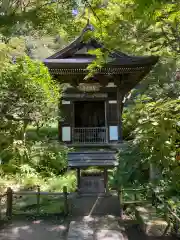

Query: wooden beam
[117,85,123,142]
[71,101,75,142]
[105,101,109,143]
[6,187,13,220]
[118,186,123,219]
[97,75,109,87]
[58,98,62,141]
[58,121,62,141]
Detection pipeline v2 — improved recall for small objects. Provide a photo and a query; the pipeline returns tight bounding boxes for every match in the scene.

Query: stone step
[67,216,125,240]
[69,195,120,216]
[67,217,94,239]
[135,205,170,237]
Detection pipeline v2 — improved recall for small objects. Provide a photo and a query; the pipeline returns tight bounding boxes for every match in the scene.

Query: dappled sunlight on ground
[67,215,126,239]
[0,219,68,240]
[0,216,178,240]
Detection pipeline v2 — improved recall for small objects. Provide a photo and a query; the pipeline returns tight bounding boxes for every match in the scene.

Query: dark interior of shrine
[74,101,105,128]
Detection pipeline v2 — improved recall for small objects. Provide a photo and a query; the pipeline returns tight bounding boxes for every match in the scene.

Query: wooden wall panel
[59,100,74,142]
[59,101,74,126]
[107,102,117,125]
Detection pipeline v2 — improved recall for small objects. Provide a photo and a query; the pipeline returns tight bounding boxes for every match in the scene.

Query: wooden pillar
[58,98,62,141]
[71,101,75,142]
[118,186,123,219]
[150,163,160,185]
[105,101,109,143]
[63,186,68,216]
[6,187,13,220]
[58,121,62,141]
[117,85,123,142]
[104,168,108,193]
[77,168,81,192]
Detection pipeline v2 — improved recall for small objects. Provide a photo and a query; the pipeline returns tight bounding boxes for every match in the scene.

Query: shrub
[110,141,150,189]
[29,141,71,176]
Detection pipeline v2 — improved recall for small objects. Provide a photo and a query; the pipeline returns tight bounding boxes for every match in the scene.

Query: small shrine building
[43,25,158,194]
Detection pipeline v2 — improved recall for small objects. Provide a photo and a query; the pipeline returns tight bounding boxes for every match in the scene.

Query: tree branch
[0,113,32,122]
[83,0,103,38]
[160,25,180,54]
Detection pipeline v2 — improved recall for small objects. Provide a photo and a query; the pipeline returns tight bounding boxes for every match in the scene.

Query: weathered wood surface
[68,151,118,167]
[2,187,69,219]
[6,187,13,219]
[14,191,65,196]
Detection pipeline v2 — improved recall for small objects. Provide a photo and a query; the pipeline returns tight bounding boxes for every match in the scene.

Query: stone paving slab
[67,217,94,240]
[95,229,125,240]
[94,215,121,230]
[70,195,120,216]
[67,216,126,240]
[0,219,68,240]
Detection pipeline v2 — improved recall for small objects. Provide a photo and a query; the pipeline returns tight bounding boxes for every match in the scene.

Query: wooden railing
[152,189,180,236]
[0,186,69,220]
[118,187,180,236]
[73,127,107,144]
[118,187,148,218]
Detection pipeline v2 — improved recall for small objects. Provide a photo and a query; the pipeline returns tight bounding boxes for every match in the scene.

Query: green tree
[133,99,180,190]
[0,40,60,168]
[83,0,180,56]
[0,0,76,37]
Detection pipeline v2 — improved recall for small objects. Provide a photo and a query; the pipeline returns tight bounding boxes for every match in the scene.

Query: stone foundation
[135,205,171,236]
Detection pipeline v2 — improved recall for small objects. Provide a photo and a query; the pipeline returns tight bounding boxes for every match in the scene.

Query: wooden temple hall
[44,25,158,194]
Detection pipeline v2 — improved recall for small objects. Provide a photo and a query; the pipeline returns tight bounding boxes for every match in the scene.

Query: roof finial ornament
[83,7,94,32]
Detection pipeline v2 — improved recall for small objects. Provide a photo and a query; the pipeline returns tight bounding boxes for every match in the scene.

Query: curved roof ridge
[45,24,159,68]
[46,23,94,59]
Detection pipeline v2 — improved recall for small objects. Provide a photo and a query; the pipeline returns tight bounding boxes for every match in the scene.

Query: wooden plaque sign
[77,83,101,92]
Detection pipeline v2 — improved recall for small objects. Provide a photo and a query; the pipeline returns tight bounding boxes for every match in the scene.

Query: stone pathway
[70,194,120,216]
[0,216,177,240]
[67,215,178,240]
[67,215,126,240]
[0,219,68,240]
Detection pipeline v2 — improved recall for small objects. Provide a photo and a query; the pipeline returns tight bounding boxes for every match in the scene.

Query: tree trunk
[150,163,160,185]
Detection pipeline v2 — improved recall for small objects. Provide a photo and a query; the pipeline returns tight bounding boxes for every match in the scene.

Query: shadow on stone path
[0,217,178,240]
[67,215,127,239]
[70,195,120,216]
[123,220,178,240]
[0,219,68,240]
